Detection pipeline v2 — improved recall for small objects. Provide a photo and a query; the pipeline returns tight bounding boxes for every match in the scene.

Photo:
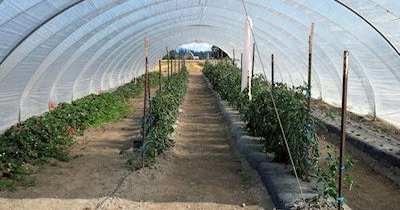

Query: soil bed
[0,72,275,210]
[1,63,399,210]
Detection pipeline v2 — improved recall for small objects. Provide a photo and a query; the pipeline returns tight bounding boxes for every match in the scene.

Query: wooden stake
[338,50,349,210]
[240,53,243,72]
[159,60,162,90]
[142,37,149,168]
[147,59,150,101]
[233,49,235,65]
[170,59,173,75]
[174,59,177,73]
[166,46,170,80]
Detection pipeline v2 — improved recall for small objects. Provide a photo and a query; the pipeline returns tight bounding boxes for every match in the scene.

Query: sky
[178,42,212,52]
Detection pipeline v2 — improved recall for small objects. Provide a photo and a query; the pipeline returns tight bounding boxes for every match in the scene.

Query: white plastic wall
[1,0,399,131]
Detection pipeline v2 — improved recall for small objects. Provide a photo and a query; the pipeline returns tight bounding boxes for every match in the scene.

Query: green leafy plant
[0,72,163,190]
[202,61,319,179]
[203,61,355,203]
[143,68,189,161]
[311,145,354,203]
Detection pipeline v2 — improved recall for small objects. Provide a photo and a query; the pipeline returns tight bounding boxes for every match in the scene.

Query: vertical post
[178,58,181,72]
[271,54,275,88]
[170,59,173,75]
[232,49,235,65]
[248,42,255,101]
[159,59,162,90]
[147,62,151,101]
[338,50,349,210]
[18,106,21,123]
[142,37,149,168]
[307,22,315,116]
[251,43,255,79]
[174,59,177,73]
[240,53,243,72]
[166,46,170,80]
[304,22,315,180]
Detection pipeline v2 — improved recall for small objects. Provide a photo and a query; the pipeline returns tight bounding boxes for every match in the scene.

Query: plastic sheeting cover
[0,0,399,131]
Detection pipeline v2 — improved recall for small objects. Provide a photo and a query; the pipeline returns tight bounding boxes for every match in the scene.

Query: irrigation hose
[95,169,135,209]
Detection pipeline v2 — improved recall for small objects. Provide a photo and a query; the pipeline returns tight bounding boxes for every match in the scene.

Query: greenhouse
[1,1,399,210]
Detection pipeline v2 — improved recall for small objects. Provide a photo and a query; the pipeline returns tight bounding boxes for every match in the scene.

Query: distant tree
[211,45,228,59]
[211,45,219,58]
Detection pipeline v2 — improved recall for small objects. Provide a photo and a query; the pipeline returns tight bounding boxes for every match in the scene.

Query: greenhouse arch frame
[1,0,399,131]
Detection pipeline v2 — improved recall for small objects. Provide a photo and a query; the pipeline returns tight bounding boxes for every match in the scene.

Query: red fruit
[70,126,76,136]
[49,102,55,110]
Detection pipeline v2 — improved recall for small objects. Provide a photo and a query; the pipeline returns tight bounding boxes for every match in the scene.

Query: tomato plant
[203,61,354,204]
[144,68,189,161]
[203,60,319,179]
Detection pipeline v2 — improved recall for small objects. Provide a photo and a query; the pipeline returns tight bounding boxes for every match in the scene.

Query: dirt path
[0,73,275,210]
[111,73,275,209]
[3,68,398,210]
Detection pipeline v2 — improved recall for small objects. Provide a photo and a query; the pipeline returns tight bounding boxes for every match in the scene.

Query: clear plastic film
[1,0,399,131]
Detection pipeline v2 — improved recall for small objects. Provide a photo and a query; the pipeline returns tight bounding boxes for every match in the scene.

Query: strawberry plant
[0,72,164,190]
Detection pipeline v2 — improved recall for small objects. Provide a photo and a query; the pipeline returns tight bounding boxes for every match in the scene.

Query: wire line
[240,0,305,202]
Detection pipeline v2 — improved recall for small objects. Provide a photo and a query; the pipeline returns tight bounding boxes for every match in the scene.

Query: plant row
[0,72,163,189]
[143,67,189,160]
[202,60,319,179]
[202,60,355,203]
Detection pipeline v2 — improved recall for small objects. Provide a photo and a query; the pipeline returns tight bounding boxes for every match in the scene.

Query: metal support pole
[271,54,274,88]
[248,42,255,101]
[307,22,315,116]
[338,50,349,209]
[251,43,255,79]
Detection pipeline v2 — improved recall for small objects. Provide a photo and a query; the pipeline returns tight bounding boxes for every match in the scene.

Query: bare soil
[312,99,400,140]
[319,135,400,210]
[155,60,205,73]
[1,64,399,210]
[313,96,400,210]
[0,72,275,210]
